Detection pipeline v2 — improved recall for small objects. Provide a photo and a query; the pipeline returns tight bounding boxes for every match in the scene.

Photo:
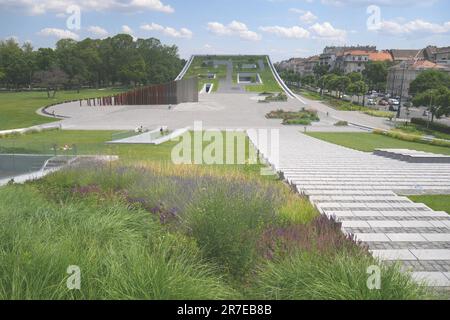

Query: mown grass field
[409,195,450,214]
[0,89,125,131]
[0,127,436,300]
[306,132,450,155]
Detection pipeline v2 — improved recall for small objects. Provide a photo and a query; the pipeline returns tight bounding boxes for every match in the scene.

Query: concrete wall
[110,77,198,105]
[176,77,198,104]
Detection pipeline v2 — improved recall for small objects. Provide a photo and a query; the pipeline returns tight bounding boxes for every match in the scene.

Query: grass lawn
[394,123,450,141]
[294,88,373,112]
[184,56,228,92]
[245,68,282,93]
[0,89,125,131]
[306,132,450,155]
[409,195,450,214]
[0,129,268,177]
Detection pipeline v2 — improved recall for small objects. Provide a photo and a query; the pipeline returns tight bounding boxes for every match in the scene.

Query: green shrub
[266,109,319,126]
[411,118,450,135]
[364,110,396,119]
[283,118,312,126]
[252,251,432,300]
[186,182,279,278]
[0,185,234,299]
[374,129,450,148]
[334,121,349,126]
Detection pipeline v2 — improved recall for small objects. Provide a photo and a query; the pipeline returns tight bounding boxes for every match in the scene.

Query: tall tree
[313,64,330,80]
[409,69,450,96]
[362,61,389,92]
[412,87,450,122]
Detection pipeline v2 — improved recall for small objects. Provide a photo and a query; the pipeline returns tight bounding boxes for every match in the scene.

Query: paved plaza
[43,91,391,132]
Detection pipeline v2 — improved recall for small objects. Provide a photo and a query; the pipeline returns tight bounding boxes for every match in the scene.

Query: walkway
[248,127,450,288]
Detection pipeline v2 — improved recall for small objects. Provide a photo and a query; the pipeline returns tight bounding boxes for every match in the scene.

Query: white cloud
[87,26,108,38]
[374,19,450,36]
[0,0,174,15]
[321,0,435,6]
[260,21,346,41]
[309,22,346,41]
[259,26,310,39]
[122,25,134,34]
[300,11,318,24]
[38,28,79,40]
[141,23,193,38]
[121,25,137,40]
[207,21,261,41]
[289,9,318,24]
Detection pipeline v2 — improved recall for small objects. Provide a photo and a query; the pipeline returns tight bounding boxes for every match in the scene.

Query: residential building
[389,49,424,62]
[387,60,449,100]
[368,50,393,63]
[335,50,370,73]
[424,46,450,66]
[303,55,320,75]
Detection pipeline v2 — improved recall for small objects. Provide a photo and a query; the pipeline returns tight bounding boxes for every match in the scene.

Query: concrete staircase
[248,127,450,288]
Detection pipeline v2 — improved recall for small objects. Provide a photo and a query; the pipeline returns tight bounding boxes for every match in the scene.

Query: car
[388,98,400,106]
[389,106,398,111]
[367,98,377,105]
[379,100,389,106]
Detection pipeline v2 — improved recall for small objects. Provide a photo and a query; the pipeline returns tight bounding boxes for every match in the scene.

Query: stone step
[371,249,450,261]
[344,227,450,234]
[341,220,450,229]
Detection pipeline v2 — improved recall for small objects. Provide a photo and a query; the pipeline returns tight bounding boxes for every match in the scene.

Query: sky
[0,0,449,61]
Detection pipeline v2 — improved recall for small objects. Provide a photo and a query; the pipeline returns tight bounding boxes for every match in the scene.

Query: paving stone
[370,249,417,261]
[354,233,390,242]
[341,221,370,228]
[411,250,450,260]
[422,234,450,242]
[411,272,450,287]
[386,234,428,242]
[398,221,434,228]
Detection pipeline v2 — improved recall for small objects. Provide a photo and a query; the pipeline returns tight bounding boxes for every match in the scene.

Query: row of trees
[0,34,185,93]
[411,70,450,122]
[279,61,390,101]
[317,72,368,103]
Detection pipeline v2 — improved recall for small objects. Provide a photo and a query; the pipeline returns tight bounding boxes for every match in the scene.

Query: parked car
[367,98,377,105]
[388,98,400,106]
[389,105,398,111]
[379,100,389,106]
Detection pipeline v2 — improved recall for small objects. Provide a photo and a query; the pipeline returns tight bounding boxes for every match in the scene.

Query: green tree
[35,48,56,71]
[55,39,86,88]
[301,74,316,86]
[412,86,450,122]
[363,61,390,92]
[348,72,363,83]
[313,64,330,80]
[0,38,29,88]
[348,80,368,105]
[336,76,351,98]
[409,69,450,96]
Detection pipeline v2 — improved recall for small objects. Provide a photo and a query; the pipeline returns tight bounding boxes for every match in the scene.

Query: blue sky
[0,0,449,61]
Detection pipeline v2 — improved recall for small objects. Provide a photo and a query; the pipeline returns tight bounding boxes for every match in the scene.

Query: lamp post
[397,62,407,119]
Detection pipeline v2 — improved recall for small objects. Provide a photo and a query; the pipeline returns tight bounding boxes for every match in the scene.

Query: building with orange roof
[387,59,450,99]
[369,51,393,62]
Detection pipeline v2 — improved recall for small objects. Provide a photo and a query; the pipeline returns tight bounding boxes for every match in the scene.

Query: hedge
[411,118,450,135]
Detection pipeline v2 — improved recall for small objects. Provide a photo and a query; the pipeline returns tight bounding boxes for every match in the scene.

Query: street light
[397,62,407,119]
